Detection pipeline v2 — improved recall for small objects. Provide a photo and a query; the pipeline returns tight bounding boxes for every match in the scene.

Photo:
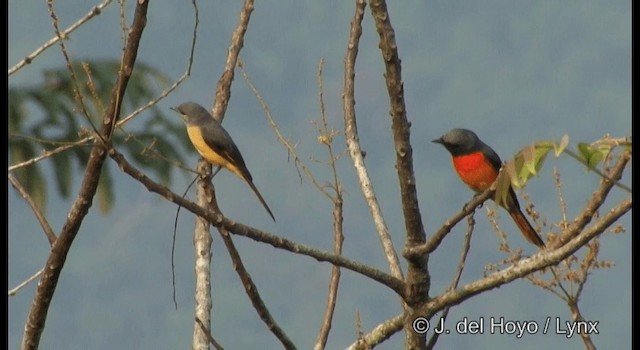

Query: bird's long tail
[245,179,276,222]
[508,208,545,247]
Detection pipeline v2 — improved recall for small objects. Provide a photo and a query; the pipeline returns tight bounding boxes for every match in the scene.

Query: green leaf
[555,134,569,157]
[577,142,610,170]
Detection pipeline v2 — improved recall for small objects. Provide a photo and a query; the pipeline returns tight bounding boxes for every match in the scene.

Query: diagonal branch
[404,188,494,258]
[343,0,404,281]
[421,196,630,316]
[218,229,296,349]
[211,0,254,121]
[107,145,406,297]
[552,150,631,248]
[8,0,114,76]
[20,2,149,349]
[8,173,57,245]
[426,215,475,350]
[346,313,404,350]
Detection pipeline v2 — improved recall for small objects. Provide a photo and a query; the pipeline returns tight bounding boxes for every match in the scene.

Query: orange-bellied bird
[171,102,275,222]
[433,128,544,247]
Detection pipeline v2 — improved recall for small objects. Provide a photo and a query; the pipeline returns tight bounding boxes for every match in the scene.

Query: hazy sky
[8,1,631,349]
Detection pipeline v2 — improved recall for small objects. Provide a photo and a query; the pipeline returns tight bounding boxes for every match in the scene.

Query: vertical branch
[314,199,344,350]
[313,59,346,348]
[368,0,428,348]
[193,0,255,347]
[343,0,404,280]
[20,1,149,349]
[568,299,597,350]
[192,162,214,350]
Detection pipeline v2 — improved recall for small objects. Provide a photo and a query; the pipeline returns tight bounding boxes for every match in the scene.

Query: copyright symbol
[412,317,430,334]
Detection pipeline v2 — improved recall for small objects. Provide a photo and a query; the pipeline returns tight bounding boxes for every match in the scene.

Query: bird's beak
[170,106,179,112]
[432,137,443,144]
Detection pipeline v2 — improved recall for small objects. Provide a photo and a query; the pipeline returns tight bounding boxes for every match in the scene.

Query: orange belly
[186,125,244,179]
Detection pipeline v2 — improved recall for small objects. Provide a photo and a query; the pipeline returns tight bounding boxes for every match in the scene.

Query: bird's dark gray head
[432,128,480,156]
[170,102,212,125]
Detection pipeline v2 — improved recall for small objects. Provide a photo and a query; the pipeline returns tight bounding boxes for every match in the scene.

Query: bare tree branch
[211,0,254,121]
[8,269,44,297]
[239,60,336,199]
[422,197,630,316]
[195,317,225,350]
[192,162,214,350]
[107,145,406,296]
[198,162,294,349]
[314,198,344,350]
[191,0,256,347]
[552,150,631,248]
[405,188,494,257]
[313,59,346,350]
[8,0,114,76]
[20,2,149,349]
[346,313,404,350]
[218,229,296,349]
[9,0,199,174]
[568,299,597,350]
[343,0,404,282]
[368,0,427,347]
[348,183,630,349]
[426,214,475,350]
[8,174,57,245]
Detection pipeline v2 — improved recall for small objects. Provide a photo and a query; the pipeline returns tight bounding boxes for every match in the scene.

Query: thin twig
[552,151,630,248]
[46,0,94,131]
[426,214,475,349]
[8,269,44,297]
[313,59,345,350]
[405,188,494,257]
[345,313,404,350]
[238,61,331,198]
[8,0,114,76]
[8,174,57,245]
[563,148,631,193]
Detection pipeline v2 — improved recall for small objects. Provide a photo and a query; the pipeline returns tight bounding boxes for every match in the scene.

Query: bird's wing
[199,121,253,182]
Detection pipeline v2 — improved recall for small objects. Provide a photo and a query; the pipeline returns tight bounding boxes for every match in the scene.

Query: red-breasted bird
[171,102,275,222]
[433,128,545,247]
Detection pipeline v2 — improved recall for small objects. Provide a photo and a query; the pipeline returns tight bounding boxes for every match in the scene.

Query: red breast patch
[452,152,499,192]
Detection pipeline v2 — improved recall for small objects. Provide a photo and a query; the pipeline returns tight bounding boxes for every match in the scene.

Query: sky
[8,1,631,349]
